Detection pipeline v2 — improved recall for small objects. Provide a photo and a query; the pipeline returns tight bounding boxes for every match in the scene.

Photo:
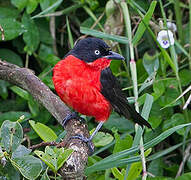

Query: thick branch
[0,59,89,179]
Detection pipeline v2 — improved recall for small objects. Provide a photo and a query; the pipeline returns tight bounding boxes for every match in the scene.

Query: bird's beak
[103,51,125,60]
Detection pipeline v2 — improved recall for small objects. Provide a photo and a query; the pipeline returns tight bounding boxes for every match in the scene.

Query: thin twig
[176,143,191,177]
[30,141,58,150]
[0,25,5,41]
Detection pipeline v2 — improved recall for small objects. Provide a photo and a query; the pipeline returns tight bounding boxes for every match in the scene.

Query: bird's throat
[87,58,111,71]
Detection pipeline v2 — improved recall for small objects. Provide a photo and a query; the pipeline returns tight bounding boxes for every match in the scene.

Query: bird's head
[67,37,125,70]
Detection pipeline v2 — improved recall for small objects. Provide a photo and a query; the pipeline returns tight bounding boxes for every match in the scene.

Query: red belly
[53,57,112,122]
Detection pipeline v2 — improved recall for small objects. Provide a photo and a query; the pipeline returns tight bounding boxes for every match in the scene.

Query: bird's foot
[70,134,94,155]
[62,112,85,127]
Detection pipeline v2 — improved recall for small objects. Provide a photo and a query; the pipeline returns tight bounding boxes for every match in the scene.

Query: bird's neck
[86,58,111,71]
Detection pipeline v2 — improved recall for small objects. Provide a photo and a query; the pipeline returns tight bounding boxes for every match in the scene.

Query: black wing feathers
[100,67,152,129]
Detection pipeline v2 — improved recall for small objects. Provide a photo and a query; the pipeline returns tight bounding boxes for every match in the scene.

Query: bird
[52,37,152,152]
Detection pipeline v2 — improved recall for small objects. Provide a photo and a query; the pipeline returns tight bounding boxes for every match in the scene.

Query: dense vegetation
[0,0,191,179]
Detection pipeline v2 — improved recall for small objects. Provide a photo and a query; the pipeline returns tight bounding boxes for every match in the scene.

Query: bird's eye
[94,50,100,55]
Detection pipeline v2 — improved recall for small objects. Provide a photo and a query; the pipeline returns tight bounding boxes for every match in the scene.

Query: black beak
[103,51,125,60]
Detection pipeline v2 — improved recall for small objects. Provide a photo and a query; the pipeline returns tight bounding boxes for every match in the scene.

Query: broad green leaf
[126,148,152,180]
[34,146,73,173]
[0,18,24,41]
[10,86,29,100]
[0,49,23,67]
[32,0,63,19]
[26,0,38,14]
[0,7,20,18]
[0,161,20,180]
[132,1,157,45]
[29,120,58,142]
[12,145,32,159]
[148,158,163,177]
[104,113,134,133]
[113,131,133,154]
[152,80,165,101]
[111,167,124,180]
[142,50,159,75]
[163,113,187,136]
[80,27,129,44]
[22,13,40,54]
[35,19,53,45]
[85,123,191,174]
[0,111,31,125]
[11,155,43,180]
[38,44,54,63]
[11,0,28,10]
[176,172,191,180]
[92,131,113,147]
[179,69,191,86]
[1,120,23,152]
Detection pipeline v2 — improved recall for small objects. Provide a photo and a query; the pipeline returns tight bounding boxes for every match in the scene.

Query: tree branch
[0,59,90,179]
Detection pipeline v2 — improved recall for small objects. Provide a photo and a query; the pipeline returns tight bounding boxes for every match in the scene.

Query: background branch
[0,59,90,179]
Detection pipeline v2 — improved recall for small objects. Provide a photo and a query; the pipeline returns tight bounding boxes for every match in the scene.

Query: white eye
[94,50,100,55]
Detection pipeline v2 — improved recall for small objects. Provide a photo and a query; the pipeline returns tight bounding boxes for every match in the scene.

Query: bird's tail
[125,104,153,130]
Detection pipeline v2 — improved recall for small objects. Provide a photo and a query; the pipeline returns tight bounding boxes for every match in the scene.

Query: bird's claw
[62,112,85,127]
[70,134,94,155]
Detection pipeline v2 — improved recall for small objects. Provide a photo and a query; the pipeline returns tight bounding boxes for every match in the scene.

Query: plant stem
[174,0,184,44]
[120,1,147,179]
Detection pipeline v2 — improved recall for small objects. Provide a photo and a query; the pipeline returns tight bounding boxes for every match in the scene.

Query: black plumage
[100,67,152,129]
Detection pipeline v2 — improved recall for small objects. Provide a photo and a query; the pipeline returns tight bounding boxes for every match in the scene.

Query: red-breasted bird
[53,37,152,152]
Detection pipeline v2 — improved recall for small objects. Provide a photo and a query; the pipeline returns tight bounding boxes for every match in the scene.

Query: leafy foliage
[0,0,191,179]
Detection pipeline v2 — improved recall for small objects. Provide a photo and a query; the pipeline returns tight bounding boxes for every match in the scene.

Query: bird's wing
[100,67,152,129]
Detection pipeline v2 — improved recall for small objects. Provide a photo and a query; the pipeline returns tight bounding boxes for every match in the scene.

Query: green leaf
[38,44,54,63]
[29,120,58,142]
[85,123,191,174]
[0,111,31,125]
[26,0,39,14]
[132,1,157,45]
[80,27,129,44]
[176,172,191,180]
[152,80,165,101]
[1,120,23,152]
[0,49,23,67]
[148,158,163,176]
[11,155,43,180]
[179,69,191,86]
[35,19,53,45]
[126,148,152,180]
[11,0,28,10]
[66,16,74,48]
[0,80,9,99]
[0,18,24,41]
[34,146,73,173]
[0,7,20,18]
[142,50,159,75]
[32,0,63,19]
[92,131,113,147]
[22,13,40,54]
[163,113,187,136]
[104,113,134,133]
[12,145,32,159]
[111,167,124,180]
[113,131,133,154]
[40,168,50,180]
[28,95,39,117]
[10,86,29,100]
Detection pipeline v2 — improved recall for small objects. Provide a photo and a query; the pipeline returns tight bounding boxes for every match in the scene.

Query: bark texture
[0,59,90,179]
